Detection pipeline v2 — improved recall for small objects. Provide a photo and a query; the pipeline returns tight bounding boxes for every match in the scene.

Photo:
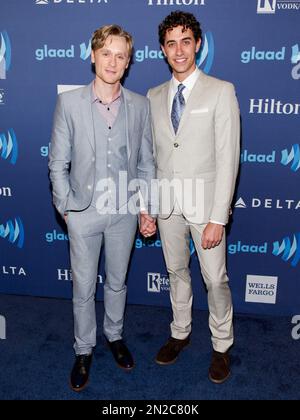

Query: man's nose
[175,43,184,56]
[109,55,117,66]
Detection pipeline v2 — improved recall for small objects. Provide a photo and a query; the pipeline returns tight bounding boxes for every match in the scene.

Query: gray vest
[91,99,128,212]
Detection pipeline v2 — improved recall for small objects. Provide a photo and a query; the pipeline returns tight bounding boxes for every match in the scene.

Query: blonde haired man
[49,25,156,391]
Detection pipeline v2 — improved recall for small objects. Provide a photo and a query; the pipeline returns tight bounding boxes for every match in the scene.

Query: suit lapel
[176,71,207,137]
[161,82,174,138]
[80,82,96,152]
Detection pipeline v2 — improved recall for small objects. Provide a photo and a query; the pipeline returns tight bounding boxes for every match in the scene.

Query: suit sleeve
[48,94,72,218]
[137,99,158,217]
[210,83,240,224]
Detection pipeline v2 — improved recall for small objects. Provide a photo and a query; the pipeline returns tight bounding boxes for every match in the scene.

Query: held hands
[202,222,224,250]
[140,212,157,238]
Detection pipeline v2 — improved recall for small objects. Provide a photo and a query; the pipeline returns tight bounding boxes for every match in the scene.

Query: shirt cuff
[209,220,225,226]
[138,190,147,213]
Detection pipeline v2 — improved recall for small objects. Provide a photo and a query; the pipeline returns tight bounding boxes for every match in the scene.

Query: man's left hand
[202,223,224,249]
[140,212,157,237]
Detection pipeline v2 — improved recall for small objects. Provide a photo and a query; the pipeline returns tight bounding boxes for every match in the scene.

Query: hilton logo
[57,269,103,283]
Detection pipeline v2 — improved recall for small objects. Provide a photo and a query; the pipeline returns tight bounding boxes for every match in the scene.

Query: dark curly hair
[159,11,202,46]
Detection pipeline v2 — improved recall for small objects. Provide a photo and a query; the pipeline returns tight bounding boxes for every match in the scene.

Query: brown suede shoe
[155,336,190,365]
[209,350,231,384]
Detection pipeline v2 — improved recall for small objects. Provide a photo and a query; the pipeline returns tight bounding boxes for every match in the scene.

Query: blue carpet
[0,294,299,400]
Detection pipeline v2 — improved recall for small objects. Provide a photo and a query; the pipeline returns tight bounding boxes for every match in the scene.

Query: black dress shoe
[108,340,134,371]
[70,354,92,392]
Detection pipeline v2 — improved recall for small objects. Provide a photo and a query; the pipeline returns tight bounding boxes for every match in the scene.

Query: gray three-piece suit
[49,82,156,355]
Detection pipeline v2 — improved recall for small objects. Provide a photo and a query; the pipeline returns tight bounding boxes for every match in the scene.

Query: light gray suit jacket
[148,70,240,225]
[49,82,157,218]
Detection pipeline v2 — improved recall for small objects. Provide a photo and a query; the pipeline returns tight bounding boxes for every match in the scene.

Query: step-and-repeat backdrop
[0,0,299,316]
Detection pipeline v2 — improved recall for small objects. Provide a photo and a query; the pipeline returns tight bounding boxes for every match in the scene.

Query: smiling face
[91,35,130,86]
[161,26,201,82]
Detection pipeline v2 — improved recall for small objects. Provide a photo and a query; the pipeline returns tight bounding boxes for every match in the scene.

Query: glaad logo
[80,40,91,61]
[228,241,268,255]
[35,45,75,61]
[241,46,285,64]
[0,89,5,105]
[291,44,300,80]
[0,315,6,340]
[0,31,11,80]
[147,272,170,293]
[273,233,300,267]
[46,229,69,243]
[0,218,25,249]
[281,144,300,172]
[240,144,300,172]
[242,44,300,80]
[0,129,18,165]
[196,32,214,74]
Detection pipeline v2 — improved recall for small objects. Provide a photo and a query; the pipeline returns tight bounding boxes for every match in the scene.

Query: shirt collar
[171,67,200,93]
[91,81,122,105]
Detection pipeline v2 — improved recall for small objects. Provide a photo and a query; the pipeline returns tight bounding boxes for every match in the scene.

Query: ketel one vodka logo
[147,273,170,293]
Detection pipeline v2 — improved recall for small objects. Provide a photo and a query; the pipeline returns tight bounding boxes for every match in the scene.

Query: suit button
[174,143,179,148]
[87,185,92,190]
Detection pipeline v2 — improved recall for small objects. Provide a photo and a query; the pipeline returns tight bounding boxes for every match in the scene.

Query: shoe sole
[155,342,190,366]
[69,379,89,393]
[208,371,231,384]
[117,363,135,372]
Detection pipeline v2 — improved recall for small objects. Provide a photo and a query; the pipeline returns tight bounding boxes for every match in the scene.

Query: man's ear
[91,50,95,64]
[161,45,167,57]
[196,39,201,54]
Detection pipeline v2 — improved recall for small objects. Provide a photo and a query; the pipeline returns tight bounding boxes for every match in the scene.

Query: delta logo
[35,0,109,5]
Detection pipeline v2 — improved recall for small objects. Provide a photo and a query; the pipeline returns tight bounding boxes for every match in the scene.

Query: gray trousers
[158,214,234,353]
[67,206,137,355]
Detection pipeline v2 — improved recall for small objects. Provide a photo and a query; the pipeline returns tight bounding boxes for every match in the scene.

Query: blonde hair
[91,25,133,57]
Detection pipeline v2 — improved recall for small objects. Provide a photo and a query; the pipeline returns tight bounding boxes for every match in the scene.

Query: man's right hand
[140,212,157,237]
